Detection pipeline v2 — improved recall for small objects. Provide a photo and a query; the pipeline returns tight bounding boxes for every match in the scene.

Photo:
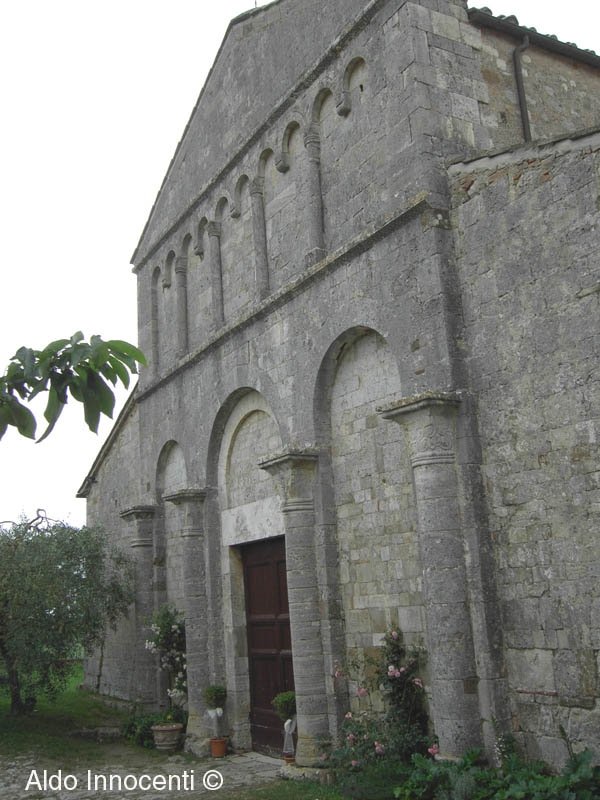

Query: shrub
[392,748,600,800]
[145,606,187,706]
[203,684,227,709]
[329,629,429,773]
[122,712,164,748]
[272,691,296,721]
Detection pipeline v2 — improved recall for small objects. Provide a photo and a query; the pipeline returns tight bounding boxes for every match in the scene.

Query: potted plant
[150,709,185,752]
[203,684,228,757]
[145,606,188,751]
[272,691,296,763]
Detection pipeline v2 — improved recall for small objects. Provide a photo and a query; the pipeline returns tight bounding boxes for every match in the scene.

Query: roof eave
[468,8,600,69]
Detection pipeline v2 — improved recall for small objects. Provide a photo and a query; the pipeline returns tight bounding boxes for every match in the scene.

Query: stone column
[379,393,482,757]
[207,221,225,329]
[259,449,329,765]
[250,176,270,301]
[120,505,158,708]
[304,124,326,267]
[163,490,211,747]
[174,256,189,358]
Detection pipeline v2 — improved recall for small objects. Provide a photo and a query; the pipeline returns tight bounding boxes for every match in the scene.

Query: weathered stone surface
[80,0,600,766]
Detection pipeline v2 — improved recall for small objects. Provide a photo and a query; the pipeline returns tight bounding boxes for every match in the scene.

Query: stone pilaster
[379,393,483,757]
[250,177,270,301]
[120,505,158,708]
[174,256,189,358]
[207,221,225,329]
[304,124,326,267]
[259,449,329,765]
[163,490,211,747]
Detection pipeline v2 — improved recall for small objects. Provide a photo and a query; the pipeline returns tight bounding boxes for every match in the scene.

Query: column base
[295,734,327,767]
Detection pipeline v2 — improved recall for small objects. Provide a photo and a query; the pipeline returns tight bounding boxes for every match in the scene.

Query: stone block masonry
[79,0,600,767]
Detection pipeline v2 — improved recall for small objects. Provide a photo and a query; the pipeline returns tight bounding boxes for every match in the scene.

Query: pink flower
[356,686,368,698]
[390,630,399,640]
[345,711,353,719]
[412,677,424,689]
[347,733,356,744]
[333,661,344,679]
[428,744,440,757]
[351,760,360,768]
[375,741,386,755]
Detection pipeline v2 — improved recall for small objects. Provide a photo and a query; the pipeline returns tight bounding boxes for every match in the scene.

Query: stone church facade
[79,0,600,765]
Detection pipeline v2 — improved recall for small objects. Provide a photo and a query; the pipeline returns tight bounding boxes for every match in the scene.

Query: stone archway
[216,390,287,752]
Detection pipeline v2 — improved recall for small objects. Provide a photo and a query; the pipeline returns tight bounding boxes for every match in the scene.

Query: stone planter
[151,722,184,751]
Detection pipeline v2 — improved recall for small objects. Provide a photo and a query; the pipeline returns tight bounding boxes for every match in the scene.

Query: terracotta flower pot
[151,722,184,752]
[209,736,228,758]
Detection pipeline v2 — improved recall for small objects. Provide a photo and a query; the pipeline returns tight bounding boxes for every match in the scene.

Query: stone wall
[478,27,600,150]
[82,0,600,765]
[450,131,600,762]
[83,401,142,701]
[330,330,424,703]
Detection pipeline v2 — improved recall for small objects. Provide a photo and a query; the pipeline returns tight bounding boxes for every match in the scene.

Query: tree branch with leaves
[0,332,145,442]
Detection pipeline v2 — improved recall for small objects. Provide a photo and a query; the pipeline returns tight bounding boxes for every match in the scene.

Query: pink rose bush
[327,629,430,772]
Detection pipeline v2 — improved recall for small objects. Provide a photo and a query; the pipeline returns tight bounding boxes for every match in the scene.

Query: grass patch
[0,668,345,798]
[0,663,132,763]
[218,780,343,800]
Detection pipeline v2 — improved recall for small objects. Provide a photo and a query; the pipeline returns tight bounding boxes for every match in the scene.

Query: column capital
[207,220,222,238]
[163,489,207,535]
[378,390,462,420]
[120,505,157,521]
[379,391,462,468]
[163,488,207,506]
[336,90,351,117]
[304,123,321,158]
[250,176,265,196]
[120,505,157,548]
[259,448,319,513]
[275,152,289,173]
[175,256,188,274]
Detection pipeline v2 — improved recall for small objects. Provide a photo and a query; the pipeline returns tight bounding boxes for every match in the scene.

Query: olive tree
[0,515,134,714]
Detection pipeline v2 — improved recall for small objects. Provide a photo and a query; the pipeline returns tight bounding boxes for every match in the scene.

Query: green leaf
[38,339,70,359]
[86,371,115,418]
[99,361,118,386]
[82,391,101,433]
[37,386,68,441]
[5,396,37,439]
[106,340,147,368]
[0,404,11,440]
[106,354,130,388]
[69,343,92,369]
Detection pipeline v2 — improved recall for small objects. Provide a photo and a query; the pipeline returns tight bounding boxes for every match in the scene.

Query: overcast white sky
[1,0,598,527]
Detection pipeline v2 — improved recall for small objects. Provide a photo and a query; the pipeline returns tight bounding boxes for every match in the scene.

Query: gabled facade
[80,0,600,765]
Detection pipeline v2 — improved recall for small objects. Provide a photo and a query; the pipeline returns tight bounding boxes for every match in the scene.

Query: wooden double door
[241,536,294,754]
